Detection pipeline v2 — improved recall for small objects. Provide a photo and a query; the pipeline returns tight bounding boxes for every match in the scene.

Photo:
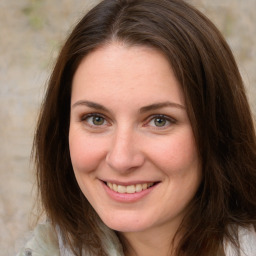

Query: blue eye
[84,114,107,126]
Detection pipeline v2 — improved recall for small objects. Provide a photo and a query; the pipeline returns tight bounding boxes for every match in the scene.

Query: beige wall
[0,0,255,255]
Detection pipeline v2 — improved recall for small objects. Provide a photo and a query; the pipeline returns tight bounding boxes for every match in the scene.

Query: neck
[118,222,181,256]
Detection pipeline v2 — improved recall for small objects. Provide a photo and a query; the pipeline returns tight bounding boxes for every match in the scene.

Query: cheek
[148,129,199,174]
[69,131,106,173]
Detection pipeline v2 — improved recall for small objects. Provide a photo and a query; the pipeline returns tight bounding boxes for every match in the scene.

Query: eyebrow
[139,101,185,113]
[71,100,185,112]
[72,100,109,112]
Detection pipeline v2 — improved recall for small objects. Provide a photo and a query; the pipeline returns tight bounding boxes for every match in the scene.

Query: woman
[17,0,256,255]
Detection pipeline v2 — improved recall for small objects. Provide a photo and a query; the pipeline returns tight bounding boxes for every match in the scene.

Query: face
[69,42,201,235]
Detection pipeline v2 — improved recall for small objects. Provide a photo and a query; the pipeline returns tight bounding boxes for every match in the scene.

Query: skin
[69,42,201,256]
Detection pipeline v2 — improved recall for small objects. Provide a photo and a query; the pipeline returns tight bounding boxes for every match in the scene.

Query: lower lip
[102,182,158,203]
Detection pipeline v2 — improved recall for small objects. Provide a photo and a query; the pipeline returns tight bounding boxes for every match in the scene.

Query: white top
[16,222,256,256]
[224,225,256,256]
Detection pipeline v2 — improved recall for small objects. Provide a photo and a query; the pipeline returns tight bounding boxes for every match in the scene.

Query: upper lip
[101,179,160,186]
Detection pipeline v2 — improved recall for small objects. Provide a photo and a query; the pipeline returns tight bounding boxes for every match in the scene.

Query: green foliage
[222,11,235,37]
[22,0,44,30]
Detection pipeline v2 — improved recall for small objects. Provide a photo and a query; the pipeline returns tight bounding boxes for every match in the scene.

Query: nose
[106,128,145,173]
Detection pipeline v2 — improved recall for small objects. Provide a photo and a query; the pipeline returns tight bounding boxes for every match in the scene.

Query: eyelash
[144,115,176,129]
[80,113,176,129]
[81,113,109,128]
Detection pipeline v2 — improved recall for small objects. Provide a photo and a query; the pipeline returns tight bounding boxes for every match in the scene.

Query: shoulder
[16,220,124,256]
[224,225,256,256]
[238,225,256,255]
[16,221,60,256]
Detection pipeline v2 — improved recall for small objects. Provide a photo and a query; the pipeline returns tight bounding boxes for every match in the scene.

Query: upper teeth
[107,182,154,194]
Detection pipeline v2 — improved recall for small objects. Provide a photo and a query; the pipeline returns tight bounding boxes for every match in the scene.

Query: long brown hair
[34,0,256,255]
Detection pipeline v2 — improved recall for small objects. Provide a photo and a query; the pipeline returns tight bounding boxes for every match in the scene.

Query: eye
[146,115,175,128]
[152,117,168,127]
[82,114,108,127]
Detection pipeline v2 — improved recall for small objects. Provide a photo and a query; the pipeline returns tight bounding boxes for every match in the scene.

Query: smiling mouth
[105,182,157,194]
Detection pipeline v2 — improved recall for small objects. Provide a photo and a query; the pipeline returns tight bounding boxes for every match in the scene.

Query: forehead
[71,42,185,107]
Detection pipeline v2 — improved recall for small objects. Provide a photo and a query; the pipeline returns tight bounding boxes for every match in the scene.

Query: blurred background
[0,0,255,255]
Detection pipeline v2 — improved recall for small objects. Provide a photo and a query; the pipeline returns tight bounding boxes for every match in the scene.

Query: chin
[100,213,150,233]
